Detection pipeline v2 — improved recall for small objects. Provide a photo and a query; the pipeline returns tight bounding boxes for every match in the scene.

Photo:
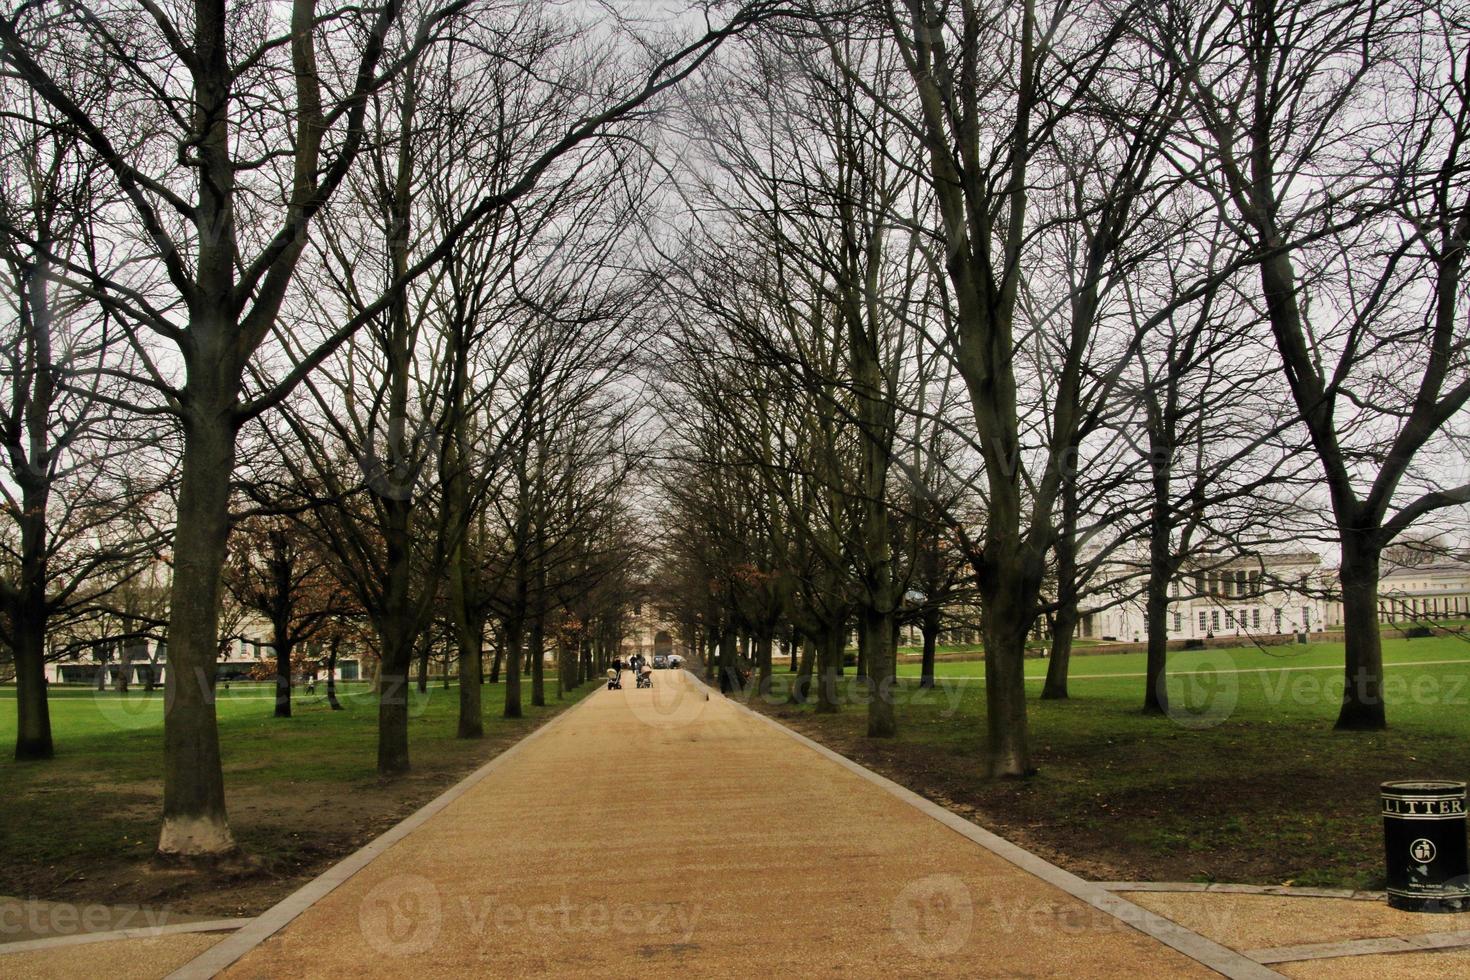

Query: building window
[1173,611,1182,631]
[1199,611,1208,633]
[1210,610,1220,631]
[1301,606,1311,629]
[1252,608,1261,628]
[1225,610,1235,627]
[1274,608,1282,631]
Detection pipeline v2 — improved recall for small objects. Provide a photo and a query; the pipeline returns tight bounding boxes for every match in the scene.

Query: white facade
[621,601,689,660]
[1080,551,1338,643]
[1374,562,1470,622]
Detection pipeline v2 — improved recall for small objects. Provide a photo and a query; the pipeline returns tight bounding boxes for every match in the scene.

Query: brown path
[181,670,1264,978]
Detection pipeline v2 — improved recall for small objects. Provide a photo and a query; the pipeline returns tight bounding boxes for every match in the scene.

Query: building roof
[1381,560,1470,580]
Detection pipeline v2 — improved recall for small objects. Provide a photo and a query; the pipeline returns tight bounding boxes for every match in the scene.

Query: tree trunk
[415,633,430,694]
[529,612,546,708]
[864,604,897,737]
[704,629,717,682]
[789,626,799,672]
[454,614,484,739]
[755,629,773,697]
[11,614,51,758]
[272,616,293,719]
[11,466,53,758]
[558,638,576,698]
[326,640,343,710]
[789,634,815,704]
[718,628,740,695]
[503,615,524,718]
[1042,476,1079,701]
[375,485,417,775]
[815,626,842,713]
[919,606,940,690]
[376,622,414,774]
[1142,574,1172,715]
[12,600,52,760]
[1043,607,1077,701]
[1337,544,1386,729]
[158,406,237,858]
[979,568,1035,777]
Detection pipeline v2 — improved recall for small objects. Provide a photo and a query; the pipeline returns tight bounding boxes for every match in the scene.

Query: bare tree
[1149,0,1470,729]
[1,0,782,854]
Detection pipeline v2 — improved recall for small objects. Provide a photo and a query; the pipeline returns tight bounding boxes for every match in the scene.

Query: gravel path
[201,669,1214,977]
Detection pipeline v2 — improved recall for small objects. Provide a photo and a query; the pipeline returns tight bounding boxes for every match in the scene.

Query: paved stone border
[697,673,1284,980]
[0,918,247,955]
[166,688,604,980]
[1244,929,1470,964]
[1101,881,1386,902]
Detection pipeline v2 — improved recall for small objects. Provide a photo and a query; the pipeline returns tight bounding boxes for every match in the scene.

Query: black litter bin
[1381,780,1470,912]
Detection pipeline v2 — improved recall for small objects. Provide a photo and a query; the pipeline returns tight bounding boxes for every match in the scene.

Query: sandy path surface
[210,670,1216,978]
[6,932,223,978]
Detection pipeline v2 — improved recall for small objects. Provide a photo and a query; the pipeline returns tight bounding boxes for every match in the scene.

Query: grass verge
[746,635,1470,890]
[0,678,594,917]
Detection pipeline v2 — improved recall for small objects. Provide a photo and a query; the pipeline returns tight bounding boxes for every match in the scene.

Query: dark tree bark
[1042,474,1080,701]
[815,626,843,714]
[325,638,343,710]
[160,402,237,854]
[415,632,430,694]
[755,628,773,697]
[503,613,524,718]
[717,627,740,695]
[918,606,940,690]
[529,610,546,708]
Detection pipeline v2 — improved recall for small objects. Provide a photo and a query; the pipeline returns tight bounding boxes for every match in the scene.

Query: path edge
[0,918,248,956]
[694,672,1284,980]
[167,686,605,980]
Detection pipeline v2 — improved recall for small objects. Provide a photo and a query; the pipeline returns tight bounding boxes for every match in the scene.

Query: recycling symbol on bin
[1411,838,1438,863]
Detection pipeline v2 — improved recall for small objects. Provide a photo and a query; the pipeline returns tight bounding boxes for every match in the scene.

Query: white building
[1081,551,1338,643]
[1373,561,1470,622]
[44,612,361,685]
[621,601,689,661]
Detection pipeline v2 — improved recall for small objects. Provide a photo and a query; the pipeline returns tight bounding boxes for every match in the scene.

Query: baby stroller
[636,665,653,689]
[606,668,622,690]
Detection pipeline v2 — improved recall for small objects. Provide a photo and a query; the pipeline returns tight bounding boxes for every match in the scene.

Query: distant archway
[654,631,673,657]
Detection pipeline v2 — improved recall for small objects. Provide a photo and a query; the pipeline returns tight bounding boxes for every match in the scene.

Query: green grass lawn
[754,635,1470,890]
[0,677,593,915]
